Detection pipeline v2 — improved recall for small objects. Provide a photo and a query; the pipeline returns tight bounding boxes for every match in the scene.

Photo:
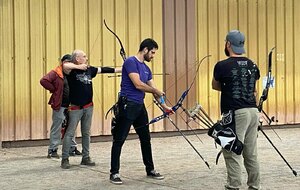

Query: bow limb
[103,19,126,61]
[148,89,188,125]
[258,47,275,112]
[148,55,211,125]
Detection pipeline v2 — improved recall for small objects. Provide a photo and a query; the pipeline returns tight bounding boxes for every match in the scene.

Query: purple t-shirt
[120,56,152,103]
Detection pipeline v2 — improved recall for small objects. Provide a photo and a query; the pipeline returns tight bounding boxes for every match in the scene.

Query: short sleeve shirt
[213,57,260,113]
[120,56,152,103]
[67,66,98,106]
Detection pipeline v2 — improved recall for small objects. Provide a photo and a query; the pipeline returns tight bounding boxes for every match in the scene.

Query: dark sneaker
[110,173,122,185]
[147,170,164,180]
[225,185,239,190]
[74,148,82,155]
[61,158,70,169]
[80,157,95,166]
[69,148,82,156]
[47,150,60,159]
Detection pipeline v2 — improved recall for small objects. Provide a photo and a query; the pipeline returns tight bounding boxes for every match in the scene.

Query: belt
[69,102,93,110]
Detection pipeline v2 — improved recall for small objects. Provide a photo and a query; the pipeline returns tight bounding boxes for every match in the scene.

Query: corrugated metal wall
[196,0,300,125]
[1,0,299,142]
[162,0,198,131]
[0,0,164,141]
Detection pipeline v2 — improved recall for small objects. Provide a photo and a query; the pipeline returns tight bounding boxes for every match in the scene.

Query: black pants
[110,98,154,174]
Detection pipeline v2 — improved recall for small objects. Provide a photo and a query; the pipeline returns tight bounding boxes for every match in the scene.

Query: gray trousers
[223,108,260,190]
[62,106,93,159]
[48,107,77,153]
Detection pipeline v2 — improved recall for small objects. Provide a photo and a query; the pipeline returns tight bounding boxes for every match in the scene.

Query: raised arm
[63,62,88,75]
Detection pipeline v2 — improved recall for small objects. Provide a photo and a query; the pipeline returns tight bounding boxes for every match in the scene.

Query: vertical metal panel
[14,0,31,140]
[275,0,286,124]
[197,0,210,121]
[163,0,176,131]
[285,0,295,124]
[88,0,103,135]
[163,0,197,131]
[174,0,188,131]
[196,0,300,125]
[207,0,220,121]
[101,0,117,135]
[1,0,15,141]
[29,0,46,139]
[150,0,164,132]
[294,0,300,119]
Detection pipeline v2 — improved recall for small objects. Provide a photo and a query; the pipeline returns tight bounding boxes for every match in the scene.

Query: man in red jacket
[40,54,87,158]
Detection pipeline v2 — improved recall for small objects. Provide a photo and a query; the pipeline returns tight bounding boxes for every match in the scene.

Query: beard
[224,46,230,57]
[144,53,151,62]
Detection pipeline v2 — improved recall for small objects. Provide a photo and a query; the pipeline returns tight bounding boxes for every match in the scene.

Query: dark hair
[61,54,72,62]
[138,38,158,52]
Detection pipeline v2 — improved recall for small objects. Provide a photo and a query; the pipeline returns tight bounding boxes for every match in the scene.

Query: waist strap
[69,102,93,111]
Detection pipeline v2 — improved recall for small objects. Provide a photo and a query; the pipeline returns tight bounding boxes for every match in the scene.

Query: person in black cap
[212,30,261,190]
[40,54,88,158]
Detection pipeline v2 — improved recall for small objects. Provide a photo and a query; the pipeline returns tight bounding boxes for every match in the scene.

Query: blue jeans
[61,106,93,159]
[110,99,154,174]
[48,107,77,153]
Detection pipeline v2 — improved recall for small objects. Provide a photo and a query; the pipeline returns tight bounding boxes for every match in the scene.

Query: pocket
[125,101,142,120]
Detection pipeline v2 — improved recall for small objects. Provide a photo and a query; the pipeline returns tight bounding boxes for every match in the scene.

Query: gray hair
[71,50,83,63]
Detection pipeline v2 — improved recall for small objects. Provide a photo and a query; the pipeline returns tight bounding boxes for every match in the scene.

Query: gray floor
[1,127,299,190]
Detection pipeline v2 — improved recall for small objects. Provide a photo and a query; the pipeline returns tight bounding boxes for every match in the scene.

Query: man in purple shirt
[110,38,172,184]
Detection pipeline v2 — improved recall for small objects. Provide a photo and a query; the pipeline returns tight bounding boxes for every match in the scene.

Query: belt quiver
[105,96,127,135]
[208,110,243,155]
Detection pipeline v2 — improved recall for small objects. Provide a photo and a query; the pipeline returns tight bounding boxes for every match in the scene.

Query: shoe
[80,157,95,166]
[61,158,70,169]
[47,150,60,159]
[147,170,164,180]
[225,185,239,190]
[110,173,122,185]
[69,148,82,156]
[74,148,82,155]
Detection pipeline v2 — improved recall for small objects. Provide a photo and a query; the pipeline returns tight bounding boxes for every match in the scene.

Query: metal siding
[207,0,220,122]
[285,0,295,124]
[14,0,31,140]
[295,0,300,120]
[163,0,176,131]
[196,0,300,125]
[197,0,210,123]
[29,0,46,139]
[162,0,197,131]
[0,0,163,141]
[151,0,164,132]
[1,0,300,142]
[1,0,16,141]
